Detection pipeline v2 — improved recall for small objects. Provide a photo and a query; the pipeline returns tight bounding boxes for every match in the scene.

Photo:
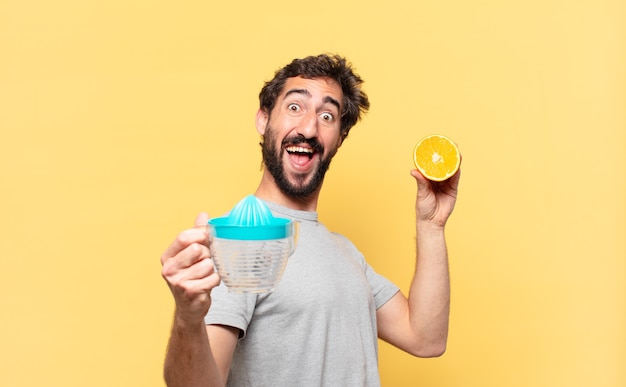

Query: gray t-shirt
[205,201,399,386]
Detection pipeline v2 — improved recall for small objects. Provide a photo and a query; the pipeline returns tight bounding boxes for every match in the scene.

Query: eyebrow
[284,88,341,112]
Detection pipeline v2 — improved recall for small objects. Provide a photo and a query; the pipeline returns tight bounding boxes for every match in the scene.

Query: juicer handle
[288,221,300,256]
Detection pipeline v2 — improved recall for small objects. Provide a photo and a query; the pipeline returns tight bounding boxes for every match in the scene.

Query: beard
[261,126,337,198]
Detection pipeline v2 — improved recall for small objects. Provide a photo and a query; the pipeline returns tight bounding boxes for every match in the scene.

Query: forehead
[280,76,343,107]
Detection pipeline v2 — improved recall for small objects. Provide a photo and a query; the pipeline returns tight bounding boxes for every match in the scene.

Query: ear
[256,109,269,135]
[337,131,346,148]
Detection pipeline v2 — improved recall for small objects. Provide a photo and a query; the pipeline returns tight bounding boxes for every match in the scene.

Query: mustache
[282,134,324,153]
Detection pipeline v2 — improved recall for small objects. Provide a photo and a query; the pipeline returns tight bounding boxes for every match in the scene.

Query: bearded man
[160,54,461,387]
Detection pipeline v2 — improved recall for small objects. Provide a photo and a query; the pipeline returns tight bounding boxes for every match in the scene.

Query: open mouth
[286,145,315,160]
[285,145,317,168]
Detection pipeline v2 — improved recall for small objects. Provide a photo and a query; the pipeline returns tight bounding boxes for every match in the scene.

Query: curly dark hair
[259,54,370,140]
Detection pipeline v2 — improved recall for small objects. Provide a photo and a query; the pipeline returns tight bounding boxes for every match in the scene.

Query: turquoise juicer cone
[208,195,297,293]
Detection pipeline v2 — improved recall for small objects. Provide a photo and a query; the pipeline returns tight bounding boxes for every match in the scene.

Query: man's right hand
[161,212,222,324]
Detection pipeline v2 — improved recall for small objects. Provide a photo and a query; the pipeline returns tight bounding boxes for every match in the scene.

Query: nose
[295,111,318,139]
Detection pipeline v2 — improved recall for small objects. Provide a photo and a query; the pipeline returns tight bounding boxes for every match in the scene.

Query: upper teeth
[286,146,313,153]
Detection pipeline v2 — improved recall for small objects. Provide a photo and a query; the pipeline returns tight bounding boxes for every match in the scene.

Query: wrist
[416,219,446,234]
[174,310,208,332]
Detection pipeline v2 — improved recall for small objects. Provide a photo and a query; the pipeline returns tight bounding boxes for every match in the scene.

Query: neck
[254,170,320,212]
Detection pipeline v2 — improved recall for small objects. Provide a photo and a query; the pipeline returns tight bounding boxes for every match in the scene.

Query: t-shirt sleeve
[365,261,400,309]
[204,282,257,339]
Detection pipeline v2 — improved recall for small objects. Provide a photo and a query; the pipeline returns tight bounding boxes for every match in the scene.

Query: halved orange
[413,134,460,181]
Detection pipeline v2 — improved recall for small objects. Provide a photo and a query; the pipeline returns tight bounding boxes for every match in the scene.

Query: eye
[287,103,301,112]
[320,112,334,122]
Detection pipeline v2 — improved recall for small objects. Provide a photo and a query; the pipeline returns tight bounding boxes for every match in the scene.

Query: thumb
[194,212,210,227]
[410,169,431,191]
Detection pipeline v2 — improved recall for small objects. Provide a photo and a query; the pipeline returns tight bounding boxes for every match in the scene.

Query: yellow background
[1,0,624,386]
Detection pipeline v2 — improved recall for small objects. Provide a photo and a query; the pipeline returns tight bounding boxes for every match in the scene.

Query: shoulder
[330,232,366,262]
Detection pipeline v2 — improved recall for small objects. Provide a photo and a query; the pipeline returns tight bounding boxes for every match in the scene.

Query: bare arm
[377,167,460,357]
[164,319,238,387]
[161,213,239,386]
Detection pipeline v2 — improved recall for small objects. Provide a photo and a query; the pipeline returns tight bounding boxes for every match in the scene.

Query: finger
[174,241,211,269]
[180,271,222,295]
[161,227,209,265]
[195,212,209,227]
[410,168,425,183]
[166,255,217,284]
[410,169,433,193]
[162,244,211,282]
[185,257,217,281]
[448,167,461,191]
[447,153,462,190]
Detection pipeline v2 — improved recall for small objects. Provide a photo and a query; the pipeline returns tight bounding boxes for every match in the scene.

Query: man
[160,54,461,386]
